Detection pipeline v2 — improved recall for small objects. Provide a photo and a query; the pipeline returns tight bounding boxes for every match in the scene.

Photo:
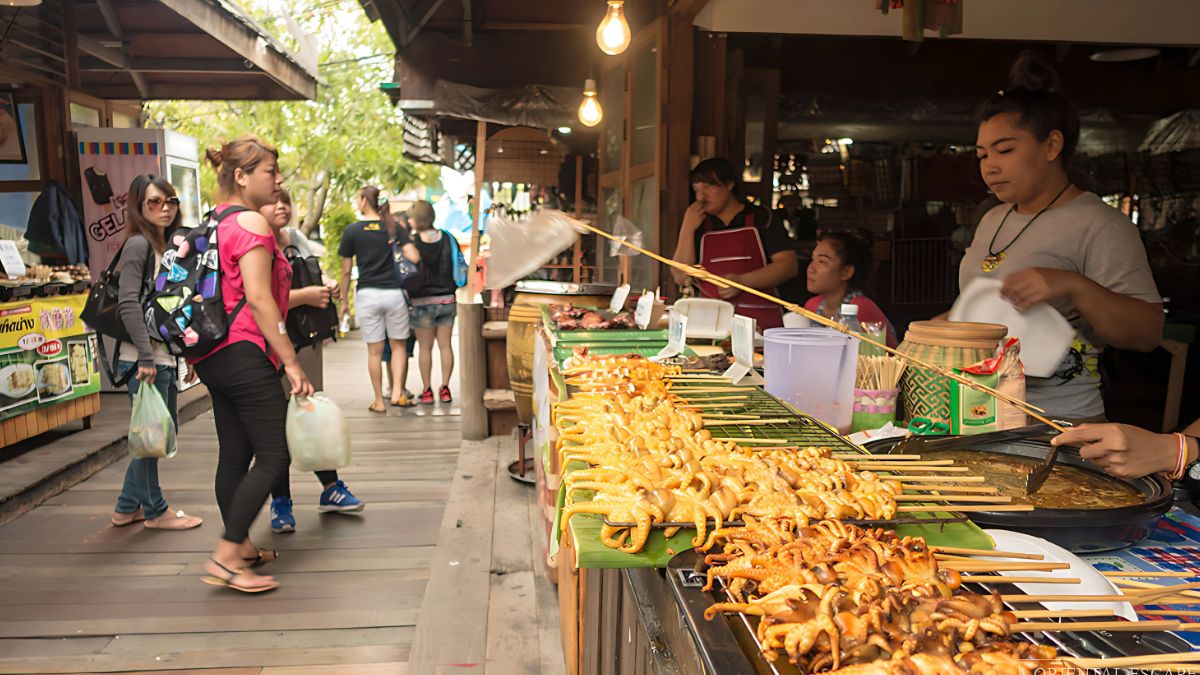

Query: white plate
[0,363,36,398]
[949,277,1074,378]
[983,529,1136,621]
[36,362,71,396]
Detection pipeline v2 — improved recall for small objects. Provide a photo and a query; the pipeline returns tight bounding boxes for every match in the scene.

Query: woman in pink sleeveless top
[189,136,314,593]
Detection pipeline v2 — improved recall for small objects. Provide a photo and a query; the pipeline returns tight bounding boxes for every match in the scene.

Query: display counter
[534,319,1200,675]
[0,293,100,446]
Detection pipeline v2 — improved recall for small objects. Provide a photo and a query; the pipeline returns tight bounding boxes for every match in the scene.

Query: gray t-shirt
[959,191,1160,419]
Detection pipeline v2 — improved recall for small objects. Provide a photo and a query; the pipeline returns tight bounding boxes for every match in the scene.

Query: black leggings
[194,342,291,544]
[272,470,339,499]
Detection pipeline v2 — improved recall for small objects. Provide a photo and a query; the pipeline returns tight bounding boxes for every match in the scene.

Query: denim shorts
[410,301,457,329]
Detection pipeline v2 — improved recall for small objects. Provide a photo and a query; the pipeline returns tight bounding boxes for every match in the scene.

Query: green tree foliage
[146,1,438,239]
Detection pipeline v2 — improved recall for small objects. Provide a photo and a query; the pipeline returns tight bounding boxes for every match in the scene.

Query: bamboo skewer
[1103,571,1196,579]
[711,437,804,444]
[1012,609,1110,618]
[669,386,758,393]
[961,576,1081,585]
[939,561,1072,572]
[856,465,974,472]
[897,504,1033,513]
[890,475,986,483]
[832,453,924,460]
[845,459,957,467]
[1011,620,1180,633]
[678,396,749,402]
[893,494,1012,503]
[1001,594,1138,603]
[1115,580,1200,602]
[1139,610,1200,617]
[907,484,999,494]
[701,418,792,426]
[574,220,1061,430]
[677,403,753,409]
[932,546,1044,560]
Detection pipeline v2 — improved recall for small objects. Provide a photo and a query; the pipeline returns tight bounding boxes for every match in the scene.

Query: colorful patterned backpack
[143,206,249,358]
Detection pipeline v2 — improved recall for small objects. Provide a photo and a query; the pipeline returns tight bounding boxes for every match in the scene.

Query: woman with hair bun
[804,230,896,347]
[191,135,314,593]
[960,51,1162,420]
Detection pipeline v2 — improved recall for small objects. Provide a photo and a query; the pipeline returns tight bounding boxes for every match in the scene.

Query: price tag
[0,240,25,278]
[722,315,765,384]
[634,287,658,329]
[652,311,687,362]
[609,284,630,314]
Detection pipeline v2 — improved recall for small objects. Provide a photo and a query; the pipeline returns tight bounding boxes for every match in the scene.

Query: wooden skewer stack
[855,355,906,391]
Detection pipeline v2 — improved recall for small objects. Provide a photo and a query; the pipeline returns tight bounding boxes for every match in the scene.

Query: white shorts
[355,287,410,343]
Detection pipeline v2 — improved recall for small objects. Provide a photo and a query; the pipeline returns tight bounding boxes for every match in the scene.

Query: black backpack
[143,206,249,358]
[285,245,338,349]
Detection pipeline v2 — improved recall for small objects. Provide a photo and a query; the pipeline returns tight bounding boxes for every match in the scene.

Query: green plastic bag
[286,393,351,472]
[128,383,177,459]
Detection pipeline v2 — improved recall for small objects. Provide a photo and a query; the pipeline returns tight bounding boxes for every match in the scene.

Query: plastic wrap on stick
[484,209,587,289]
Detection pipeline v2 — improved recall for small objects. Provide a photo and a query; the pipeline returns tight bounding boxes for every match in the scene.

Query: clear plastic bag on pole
[483,209,586,289]
[286,393,351,471]
[128,384,177,459]
[609,216,643,257]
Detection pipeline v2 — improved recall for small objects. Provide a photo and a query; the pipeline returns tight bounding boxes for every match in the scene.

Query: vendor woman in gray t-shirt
[958,52,1162,421]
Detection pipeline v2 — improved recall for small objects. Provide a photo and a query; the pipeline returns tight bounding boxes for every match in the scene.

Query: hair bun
[1006,50,1060,94]
[204,147,223,169]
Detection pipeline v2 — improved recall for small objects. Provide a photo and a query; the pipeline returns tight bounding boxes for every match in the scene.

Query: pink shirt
[190,206,292,367]
[804,293,898,347]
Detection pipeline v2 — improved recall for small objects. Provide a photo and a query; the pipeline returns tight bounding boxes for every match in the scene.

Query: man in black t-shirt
[671,158,798,329]
[337,187,421,411]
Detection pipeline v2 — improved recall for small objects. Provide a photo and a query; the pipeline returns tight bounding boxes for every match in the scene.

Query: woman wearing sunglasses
[109,175,203,531]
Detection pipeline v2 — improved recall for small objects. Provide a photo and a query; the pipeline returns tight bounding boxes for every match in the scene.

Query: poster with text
[77,132,161,281]
[0,294,99,421]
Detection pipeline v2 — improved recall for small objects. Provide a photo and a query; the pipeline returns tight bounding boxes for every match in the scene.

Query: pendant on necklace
[982,252,1006,273]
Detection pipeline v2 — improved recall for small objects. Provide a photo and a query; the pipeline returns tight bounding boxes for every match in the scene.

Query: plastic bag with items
[484,209,586,289]
[128,384,177,459]
[286,393,351,471]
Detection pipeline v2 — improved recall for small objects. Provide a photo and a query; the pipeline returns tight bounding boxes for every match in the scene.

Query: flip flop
[201,558,279,593]
[144,510,203,530]
[111,507,145,527]
[367,404,387,414]
[243,549,280,568]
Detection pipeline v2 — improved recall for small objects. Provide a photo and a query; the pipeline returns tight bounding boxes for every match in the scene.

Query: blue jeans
[115,361,178,519]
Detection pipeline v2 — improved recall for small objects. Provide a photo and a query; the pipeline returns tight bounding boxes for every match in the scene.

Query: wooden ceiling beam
[476,21,589,31]
[94,0,150,98]
[79,57,258,74]
[404,0,447,47]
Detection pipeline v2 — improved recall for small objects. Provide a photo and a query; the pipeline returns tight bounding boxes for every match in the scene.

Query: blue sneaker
[319,481,365,513]
[270,496,295,533]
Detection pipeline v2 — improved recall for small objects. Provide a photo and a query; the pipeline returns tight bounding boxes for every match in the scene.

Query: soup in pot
[917,449,1144,509]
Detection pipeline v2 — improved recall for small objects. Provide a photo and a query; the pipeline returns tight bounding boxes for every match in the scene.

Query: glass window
[0,192,39,232]
[743,77,767,183]
[597,187,622,284]
[630,45,657,167]
[0,103,39,181]
[70,103,101,128]
[112,110,140,128]
[601,66,625,175]
[630,176,657,291]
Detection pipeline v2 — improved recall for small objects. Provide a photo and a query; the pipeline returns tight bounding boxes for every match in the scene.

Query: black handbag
[81,242,151,387]
[284,245,338,350]
[391,238,423,293]
[81,242,150,342]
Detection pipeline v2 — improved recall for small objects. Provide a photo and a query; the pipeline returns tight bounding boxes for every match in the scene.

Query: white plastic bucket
[764,327,859,433]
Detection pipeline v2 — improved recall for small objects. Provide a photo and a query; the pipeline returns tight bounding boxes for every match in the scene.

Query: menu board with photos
[0,294,100,422]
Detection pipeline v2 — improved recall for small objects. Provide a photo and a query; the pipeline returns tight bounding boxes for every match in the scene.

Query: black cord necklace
[982,183,1072,273]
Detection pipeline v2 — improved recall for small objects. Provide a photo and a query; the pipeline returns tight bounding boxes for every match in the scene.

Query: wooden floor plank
[0,336,457,671]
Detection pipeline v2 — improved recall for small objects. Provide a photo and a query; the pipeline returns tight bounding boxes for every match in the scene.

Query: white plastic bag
[286,393,351,472]
[484,209,586,289]
[128,383,177,459]
[609,215,643,257]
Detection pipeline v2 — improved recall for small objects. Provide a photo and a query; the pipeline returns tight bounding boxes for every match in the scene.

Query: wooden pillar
[662,15,697,299]
[461,120,488,441]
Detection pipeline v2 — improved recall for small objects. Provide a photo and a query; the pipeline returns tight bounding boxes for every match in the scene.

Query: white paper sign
[652,311,687,362]
[0,240,25,278]
[634,287,658,330]
[609,284,631,314]
[722,315,765,384]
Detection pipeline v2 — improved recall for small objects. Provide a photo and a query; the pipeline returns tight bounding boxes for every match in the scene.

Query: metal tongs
[888,423,1072,494]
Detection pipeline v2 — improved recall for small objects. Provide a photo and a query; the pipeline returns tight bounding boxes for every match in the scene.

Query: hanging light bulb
[578,78,603,127]
[595,1,631,56]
